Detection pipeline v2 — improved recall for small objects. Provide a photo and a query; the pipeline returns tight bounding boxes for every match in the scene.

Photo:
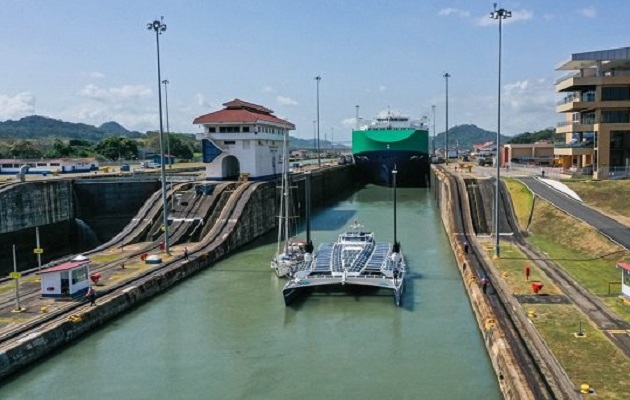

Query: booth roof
[42,260,90,274]
[617,262,630,272]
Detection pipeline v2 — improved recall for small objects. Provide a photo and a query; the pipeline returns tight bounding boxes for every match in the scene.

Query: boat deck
[283,230,406,306]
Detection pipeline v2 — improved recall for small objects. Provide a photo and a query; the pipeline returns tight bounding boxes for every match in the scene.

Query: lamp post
[162,79,172,169]
[444,73,450,162]
[490,3,511,259]
[315,76,321,167]
[432,104,436,157]
[355,105,360,130]
[147,17,170,255]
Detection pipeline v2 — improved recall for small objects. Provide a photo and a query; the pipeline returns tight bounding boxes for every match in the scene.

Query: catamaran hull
[353,150,430,187]
[283,277,404,306]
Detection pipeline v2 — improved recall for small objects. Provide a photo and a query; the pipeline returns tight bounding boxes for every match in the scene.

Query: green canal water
[0,185,501,399]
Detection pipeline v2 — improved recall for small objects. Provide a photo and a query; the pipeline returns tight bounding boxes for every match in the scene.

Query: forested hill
[0,115,143,141]
[434,124,509,150]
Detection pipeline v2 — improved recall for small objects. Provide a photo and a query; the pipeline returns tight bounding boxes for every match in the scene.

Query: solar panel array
[364,242,391,272]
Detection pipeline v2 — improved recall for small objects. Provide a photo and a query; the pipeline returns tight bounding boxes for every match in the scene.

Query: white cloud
[0,92,36,120]
[262,85,274,93]
[577,6,596,18]
[277,96,298,106]
[438,8,470,17]
[341,117,356,128]
[379,85,386,92]
[476,9,533,27]
[452,77,556,135]
[80,84,151,101]
[89,71,105,79]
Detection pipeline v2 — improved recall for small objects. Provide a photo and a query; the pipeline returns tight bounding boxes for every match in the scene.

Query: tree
[94,136,139,160]
[9,140,43,159]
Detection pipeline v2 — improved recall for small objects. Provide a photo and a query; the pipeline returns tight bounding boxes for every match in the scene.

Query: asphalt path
[518,177,630,252]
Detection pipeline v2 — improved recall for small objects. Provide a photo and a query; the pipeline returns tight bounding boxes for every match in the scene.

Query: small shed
[40,259,91,298]
[617,262,630,300]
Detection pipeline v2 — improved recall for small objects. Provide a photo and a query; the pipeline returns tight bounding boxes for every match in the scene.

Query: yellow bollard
[580,383,590,394]
[528,309,536,319]
[40,305,49,314]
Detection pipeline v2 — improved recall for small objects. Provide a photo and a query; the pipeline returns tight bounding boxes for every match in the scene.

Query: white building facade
[193,99,295,181]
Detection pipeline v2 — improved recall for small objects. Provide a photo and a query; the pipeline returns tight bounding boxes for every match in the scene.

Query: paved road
[518,177,630,251]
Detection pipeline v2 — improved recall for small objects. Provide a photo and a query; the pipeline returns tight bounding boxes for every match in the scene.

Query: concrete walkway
[518,176,630,251]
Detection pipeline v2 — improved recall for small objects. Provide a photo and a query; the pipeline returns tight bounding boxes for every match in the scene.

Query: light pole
[355,105,360,130]
[432,104,436,157]
[490,3,511,259]
[147,17,170,255]
[315,76,321,167]
[162,79,172,169]
[312,120,316,159]
[444,73,450,162]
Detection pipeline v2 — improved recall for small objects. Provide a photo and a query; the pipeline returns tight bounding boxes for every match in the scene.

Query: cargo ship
[352,110,430,187]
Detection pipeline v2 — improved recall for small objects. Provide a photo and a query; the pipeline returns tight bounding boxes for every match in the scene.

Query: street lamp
[162,79,172,169]
[147,17,170,255]
[315,76,321,167]
[490,4,511,259]
[432,104,436,157]
[444,73,450,162]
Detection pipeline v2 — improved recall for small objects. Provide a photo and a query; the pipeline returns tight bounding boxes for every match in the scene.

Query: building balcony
[555,121,594,134]
[554,141,594,156]
[556,73,630,92]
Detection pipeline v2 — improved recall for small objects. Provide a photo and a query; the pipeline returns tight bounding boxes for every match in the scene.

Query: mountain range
[0,115,144,141]
[0,115,551,151]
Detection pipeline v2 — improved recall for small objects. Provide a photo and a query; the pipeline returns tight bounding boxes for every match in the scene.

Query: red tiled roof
[41,260,90,273]
[223,98,273,113]
[617,262,630,272]
[193,98,295,129]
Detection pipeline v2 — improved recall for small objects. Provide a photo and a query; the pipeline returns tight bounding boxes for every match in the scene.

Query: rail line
[451,174,561,399]
[0,182,254,345]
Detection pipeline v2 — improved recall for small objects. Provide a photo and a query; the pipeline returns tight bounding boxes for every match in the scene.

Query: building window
[224,140,236,145]
[50,163,60,166]
[258,141,263,146]
[72,266,87,284]
[602,111,629,124]
[37,163,47,167]
[208,127,216,133]
[602,86,630,101]
[581,112,596,124]
[243,126,250,132]
[219,126,240,133]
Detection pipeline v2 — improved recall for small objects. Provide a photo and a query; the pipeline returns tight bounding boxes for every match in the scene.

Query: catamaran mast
[283,129,290,254]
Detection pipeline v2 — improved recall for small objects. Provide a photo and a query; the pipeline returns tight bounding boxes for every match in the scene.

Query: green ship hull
[352,128,430,187]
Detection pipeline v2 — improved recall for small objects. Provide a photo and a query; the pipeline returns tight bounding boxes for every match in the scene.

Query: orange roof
[42,260,90,273]
[193,98,295,129]
[617,262,630,272]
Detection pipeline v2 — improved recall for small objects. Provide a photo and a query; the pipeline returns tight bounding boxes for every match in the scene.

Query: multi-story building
[555,46,630,179]
[193,99,295,181]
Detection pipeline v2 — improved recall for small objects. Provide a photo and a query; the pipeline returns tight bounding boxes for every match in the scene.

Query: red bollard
[525,265,531,281]
[159,242,165,251]
[532,282,543,294]
[90,272,101,285]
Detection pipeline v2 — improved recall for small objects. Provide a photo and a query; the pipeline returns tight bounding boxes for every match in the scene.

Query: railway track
[0,181,254,345]
[451,174,561,399]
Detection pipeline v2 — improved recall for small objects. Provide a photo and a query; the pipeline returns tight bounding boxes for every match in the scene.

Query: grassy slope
[503,179,630,398]
[564,180,630,226]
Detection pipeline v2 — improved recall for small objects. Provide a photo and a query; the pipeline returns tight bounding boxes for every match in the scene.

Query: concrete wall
[0,179,160,273]
[0,181,74,234]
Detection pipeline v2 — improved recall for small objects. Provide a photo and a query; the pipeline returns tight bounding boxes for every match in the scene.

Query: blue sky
[1,1,628,143]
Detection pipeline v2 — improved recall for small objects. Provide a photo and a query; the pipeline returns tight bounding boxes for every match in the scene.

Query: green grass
[504,178,534,230]
[531,304,630,399]
[490,243,562,295]
[564,180,630,224]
